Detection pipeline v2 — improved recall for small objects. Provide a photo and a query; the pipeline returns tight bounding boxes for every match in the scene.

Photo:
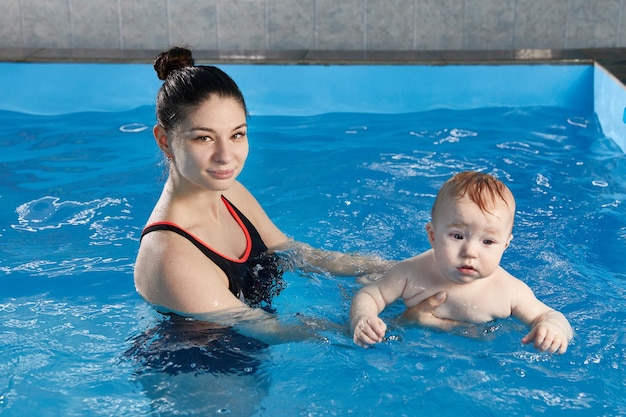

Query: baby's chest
[434,289,511,323]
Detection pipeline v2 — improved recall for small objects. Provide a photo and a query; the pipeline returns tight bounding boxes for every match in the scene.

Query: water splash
[13,196,125,232]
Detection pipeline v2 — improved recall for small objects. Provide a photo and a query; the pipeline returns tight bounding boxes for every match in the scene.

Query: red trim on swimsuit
[142,195,253,263]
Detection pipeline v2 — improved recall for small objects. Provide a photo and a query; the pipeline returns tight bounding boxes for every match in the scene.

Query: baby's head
[431,171,516,233]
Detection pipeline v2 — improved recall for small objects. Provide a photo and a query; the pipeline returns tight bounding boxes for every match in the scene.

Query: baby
[350,171,573,353]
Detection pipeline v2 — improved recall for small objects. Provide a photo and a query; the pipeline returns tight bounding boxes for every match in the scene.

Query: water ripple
[13,196,125,232]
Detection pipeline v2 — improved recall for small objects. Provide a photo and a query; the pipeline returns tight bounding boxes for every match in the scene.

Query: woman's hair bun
[154,47,195,80]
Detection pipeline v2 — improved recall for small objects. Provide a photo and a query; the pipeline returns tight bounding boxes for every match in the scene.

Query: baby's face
[428,196,514,284]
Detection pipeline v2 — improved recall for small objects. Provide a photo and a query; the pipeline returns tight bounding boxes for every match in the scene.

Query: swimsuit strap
[140,196,253,262]
[140,196,271,301]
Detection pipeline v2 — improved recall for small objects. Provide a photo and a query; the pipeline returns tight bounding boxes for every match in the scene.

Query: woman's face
[167,95,249,193]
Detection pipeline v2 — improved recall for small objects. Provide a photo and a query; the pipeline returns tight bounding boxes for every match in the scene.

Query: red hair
[432,171,515,221]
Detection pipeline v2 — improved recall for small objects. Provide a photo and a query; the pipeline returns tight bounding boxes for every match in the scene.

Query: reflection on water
[126,314,270,416]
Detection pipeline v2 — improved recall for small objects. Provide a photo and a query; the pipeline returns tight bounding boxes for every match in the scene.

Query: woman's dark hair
[154,47,248,132]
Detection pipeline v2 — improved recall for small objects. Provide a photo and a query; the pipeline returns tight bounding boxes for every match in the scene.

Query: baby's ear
[425,222,435,246]
[505,234,513,248]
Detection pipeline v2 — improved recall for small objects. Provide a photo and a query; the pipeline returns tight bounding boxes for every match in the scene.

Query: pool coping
[1,47,625,83]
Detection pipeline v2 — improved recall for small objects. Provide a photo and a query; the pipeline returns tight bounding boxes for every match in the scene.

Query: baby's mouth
[458,265,477,275]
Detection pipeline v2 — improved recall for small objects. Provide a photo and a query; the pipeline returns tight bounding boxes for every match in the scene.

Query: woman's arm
[193,306,315,345]
[134,228,251,314]
[270,240,396,278]
[136,231,318,345]
[225,181,396,278]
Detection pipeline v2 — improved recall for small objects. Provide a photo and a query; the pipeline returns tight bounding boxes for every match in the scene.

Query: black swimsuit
[128,197,282,377]
[140,196,284,311]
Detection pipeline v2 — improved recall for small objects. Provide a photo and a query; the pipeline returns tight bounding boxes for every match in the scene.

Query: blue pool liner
[1,62,624,152]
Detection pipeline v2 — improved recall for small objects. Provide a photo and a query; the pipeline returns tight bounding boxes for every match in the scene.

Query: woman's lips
[208,169,235,179]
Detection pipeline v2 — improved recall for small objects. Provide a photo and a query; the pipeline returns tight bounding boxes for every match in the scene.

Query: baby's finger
[354,328,381,348]
[530,327,548,349]
[547,336,568,354]
[535,331,559,353]
[367,317,387,338]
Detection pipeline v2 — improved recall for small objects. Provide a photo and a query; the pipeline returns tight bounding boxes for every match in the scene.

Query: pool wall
[0,0,624,58]
[595,63,626,151]
[1,62,625,152]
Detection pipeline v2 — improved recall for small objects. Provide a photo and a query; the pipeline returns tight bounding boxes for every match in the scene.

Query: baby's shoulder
[398,250,433,268]
[487,268,536,303]
[396,251,441,306]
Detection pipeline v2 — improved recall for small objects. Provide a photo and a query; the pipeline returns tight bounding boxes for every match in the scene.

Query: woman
[134,47,445,343]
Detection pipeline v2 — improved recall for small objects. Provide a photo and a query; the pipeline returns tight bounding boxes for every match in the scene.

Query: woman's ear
[153,124,172,158]
[426,222,435,247]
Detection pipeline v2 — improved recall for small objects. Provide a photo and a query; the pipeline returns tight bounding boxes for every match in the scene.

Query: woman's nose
[213,139,233,162]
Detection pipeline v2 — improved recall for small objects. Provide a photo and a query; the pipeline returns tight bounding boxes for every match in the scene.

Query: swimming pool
[1,63,625,416]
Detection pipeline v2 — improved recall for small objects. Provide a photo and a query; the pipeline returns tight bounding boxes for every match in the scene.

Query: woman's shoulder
[134,225,235,313]
[222,181,266,224]
[223,181,256,206]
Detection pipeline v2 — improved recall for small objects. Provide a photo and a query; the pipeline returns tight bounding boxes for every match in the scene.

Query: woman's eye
[196,135,213,142]
[233,131,246,140]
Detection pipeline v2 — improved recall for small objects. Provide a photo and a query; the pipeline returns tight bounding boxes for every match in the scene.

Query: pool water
[1,105,625,416]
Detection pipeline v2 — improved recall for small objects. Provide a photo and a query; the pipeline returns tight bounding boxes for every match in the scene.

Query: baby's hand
[352,316,387,348]
[521,311,573,354]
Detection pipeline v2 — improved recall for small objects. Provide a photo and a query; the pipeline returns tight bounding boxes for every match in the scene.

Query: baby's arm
[509,278,573,354]
[521,309,573,353]
[350,264,411,348]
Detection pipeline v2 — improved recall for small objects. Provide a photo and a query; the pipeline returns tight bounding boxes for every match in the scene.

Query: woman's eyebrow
[187,123,247,133]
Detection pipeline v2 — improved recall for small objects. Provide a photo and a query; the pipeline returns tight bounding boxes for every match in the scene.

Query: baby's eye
[483,239,495,245]
[452,233,463,240]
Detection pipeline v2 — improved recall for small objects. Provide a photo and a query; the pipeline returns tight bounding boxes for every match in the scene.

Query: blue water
[1,105,625,416]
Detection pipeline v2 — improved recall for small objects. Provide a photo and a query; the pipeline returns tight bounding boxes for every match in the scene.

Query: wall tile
[169,0,218,50]
[120,0,168,49]
[217,0,266,51]
[464,0,515,50]
[316,0,365,50]
[366,0,414,50]
[71,0,120,49]
[618,1,626,47]
[514,0,567,49]
[0,0,21,48]
[268,0,315,50]
[22,0,72,48]
[1,0,626,55]
[567,0,620,48]
[414,0,464,50]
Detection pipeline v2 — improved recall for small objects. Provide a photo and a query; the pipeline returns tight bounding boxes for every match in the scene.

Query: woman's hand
[399,292,461,330]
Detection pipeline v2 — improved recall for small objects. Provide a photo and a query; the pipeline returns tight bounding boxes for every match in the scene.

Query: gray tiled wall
[1,0,624,54]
